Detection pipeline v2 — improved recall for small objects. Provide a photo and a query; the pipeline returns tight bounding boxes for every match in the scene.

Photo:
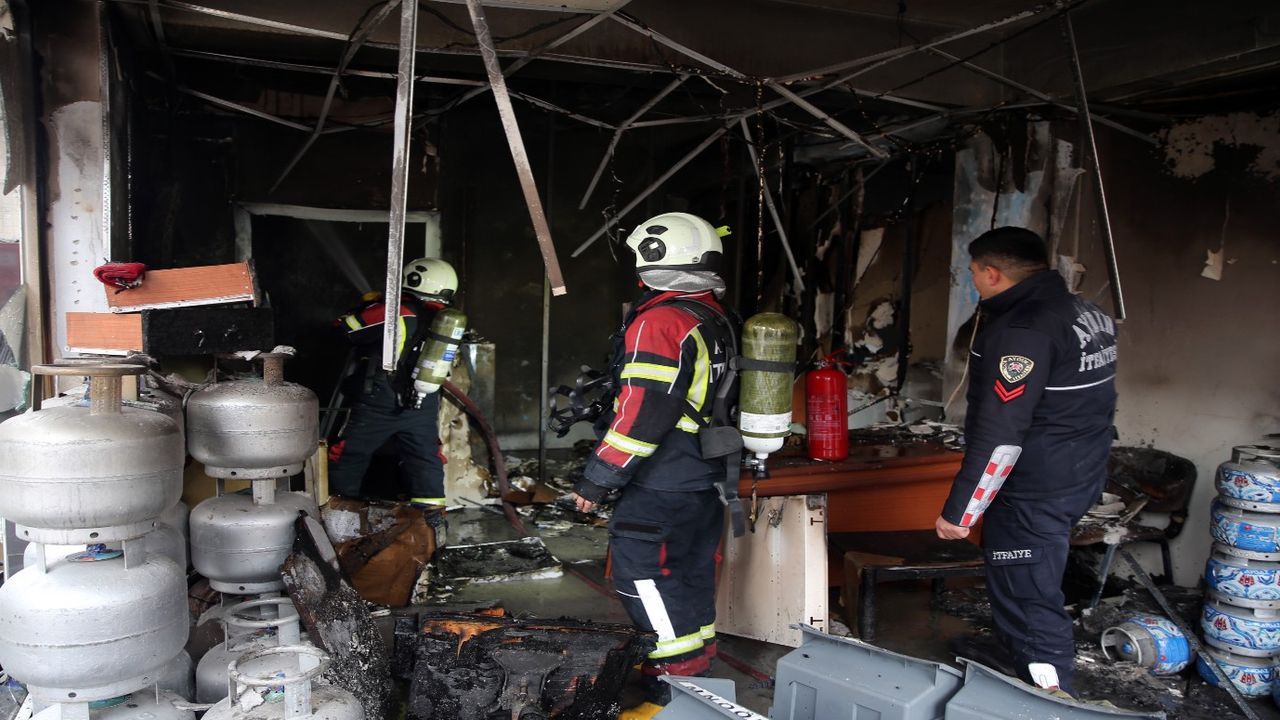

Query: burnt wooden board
[140,306,274,355]
[283,515,393,720]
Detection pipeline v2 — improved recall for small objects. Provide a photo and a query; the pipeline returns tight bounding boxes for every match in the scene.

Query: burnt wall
[439,101,753,445]
[1065,122,1280,584]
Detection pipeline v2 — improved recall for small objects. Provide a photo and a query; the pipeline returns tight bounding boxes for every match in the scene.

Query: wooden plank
[106,262,258,313]
[65,312,142,354]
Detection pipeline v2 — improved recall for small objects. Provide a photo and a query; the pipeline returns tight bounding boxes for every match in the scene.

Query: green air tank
[411,308,468,406]
[737,312,798,459]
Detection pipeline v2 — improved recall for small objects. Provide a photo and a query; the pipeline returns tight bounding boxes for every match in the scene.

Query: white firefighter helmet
[624,212,723,273]
[402,258,457,302]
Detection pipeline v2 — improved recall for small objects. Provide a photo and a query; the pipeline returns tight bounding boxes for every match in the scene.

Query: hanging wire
[753,81,767,308]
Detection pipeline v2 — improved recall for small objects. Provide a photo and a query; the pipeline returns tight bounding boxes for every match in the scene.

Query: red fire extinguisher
[806,353,849,462]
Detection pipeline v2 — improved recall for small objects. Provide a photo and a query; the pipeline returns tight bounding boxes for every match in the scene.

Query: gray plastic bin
[945,660,1166,719]
[771,625,964,720]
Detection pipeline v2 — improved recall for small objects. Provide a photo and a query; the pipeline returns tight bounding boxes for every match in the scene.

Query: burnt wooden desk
[732,443,984,641]
[736,443,965,533]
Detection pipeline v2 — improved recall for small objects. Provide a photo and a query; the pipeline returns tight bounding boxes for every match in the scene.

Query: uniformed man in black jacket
[936,226,1118,696]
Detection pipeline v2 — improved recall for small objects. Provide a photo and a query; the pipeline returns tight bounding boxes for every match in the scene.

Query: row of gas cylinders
[1096,445,1280,704]
[1200,444,1280,700]
[0,358,361,718]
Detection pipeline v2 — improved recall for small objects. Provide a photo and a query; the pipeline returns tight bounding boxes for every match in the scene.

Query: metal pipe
[168,48,486,86]
[507,91,614,130]
[738,118,805,294]
[808,158,891,230]
[610,13,748,80]
[843,86,946,112]
[570,126,729,257]
[154,76,314,131]
[148,0,350,40]
[774,2,1061,84]
[579,74,688,209]
[765,80,887,158]
[382,0,419,370]
[465,0,567,296]
[539,116,555,488]
[270,0,403,193]
[628,113,728,129]
[1062,12,1126,320]
[446,5,628,111]
[925,48,1155,145]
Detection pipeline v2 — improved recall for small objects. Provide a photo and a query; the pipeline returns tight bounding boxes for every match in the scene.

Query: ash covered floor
[422,501,1280,719]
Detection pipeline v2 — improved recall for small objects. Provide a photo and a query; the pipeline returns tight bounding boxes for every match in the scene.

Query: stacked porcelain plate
[1201,444,1280,702]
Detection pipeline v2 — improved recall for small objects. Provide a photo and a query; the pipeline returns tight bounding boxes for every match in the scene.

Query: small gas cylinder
[190,481,318,595]
[30,690,197,720]
[737,313,798,460]
[1217,445,1280,512]
[0,544,189,703]
[1211,500,1280,560]
[196,597,310,704]
[0,364,183,544]
[1197,645,1280,698]
[1205,543,1280,609]
[1202,592,1280,658]
[805,357,848,462]
[186,354,319,479]
[1100,616,1192,675]
[202,646,364,720]
[410,308,467,403]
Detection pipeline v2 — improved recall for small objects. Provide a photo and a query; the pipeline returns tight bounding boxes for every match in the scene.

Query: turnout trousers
[982,485,1100,695]
[328,375,445,502]
[608,485,724,704]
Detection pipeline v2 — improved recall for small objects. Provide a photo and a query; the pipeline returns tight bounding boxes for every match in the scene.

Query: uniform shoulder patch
[998,355,1035,383]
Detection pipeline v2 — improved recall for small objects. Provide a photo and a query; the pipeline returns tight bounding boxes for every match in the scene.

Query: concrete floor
[427,506,1277,719]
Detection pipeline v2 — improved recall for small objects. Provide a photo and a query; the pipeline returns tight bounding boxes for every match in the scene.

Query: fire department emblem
[999,355,1034,383]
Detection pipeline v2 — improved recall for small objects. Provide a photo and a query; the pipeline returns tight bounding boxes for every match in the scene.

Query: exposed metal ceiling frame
[168,48,487,86]
[774,1,1067,84]
[924,47,1155,144]
[577,73,688,209]
[569,6,1074,256]
[442,3,630,112]
[109,0,674,74]
[465,0,567,295]
[268,0,403,193]
[113,0,1157,292]
[159,49,623,133]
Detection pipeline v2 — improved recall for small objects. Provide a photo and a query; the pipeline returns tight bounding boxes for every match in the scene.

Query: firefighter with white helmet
[571,212,737,719]
[329,257,459,531]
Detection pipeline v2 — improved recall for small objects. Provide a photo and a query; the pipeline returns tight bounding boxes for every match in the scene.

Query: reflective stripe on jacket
[584,290,732,493]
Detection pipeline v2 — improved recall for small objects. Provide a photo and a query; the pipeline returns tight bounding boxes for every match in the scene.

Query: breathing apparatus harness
[547,296,756,537]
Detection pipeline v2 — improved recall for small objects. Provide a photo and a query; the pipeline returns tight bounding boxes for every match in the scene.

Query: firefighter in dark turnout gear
[936,227,1118,696]
[571,212,734,720]
[329,258,458,508]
